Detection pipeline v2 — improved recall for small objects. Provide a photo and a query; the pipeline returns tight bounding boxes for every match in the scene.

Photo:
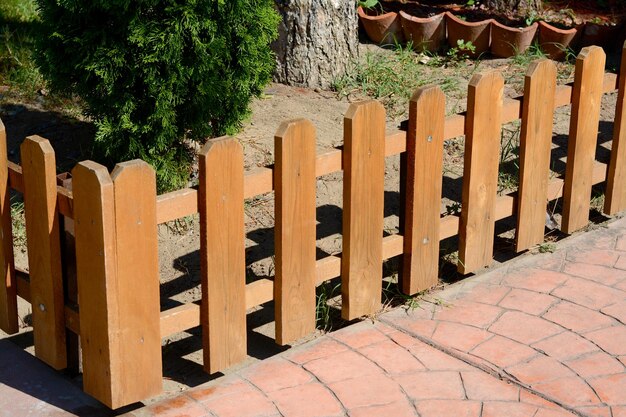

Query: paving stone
[614,255,626,270]
[587,374,626,405]
[395,371,464,401]
[566,249,620,267]
[460,371,519,401]
[613,406,626,417]
[481,401,538,417]
[187,378,250,403]
[431,321,494,352]
[358,339,426,375]
[269,383,344,417]
[141,396,208,417]
[407,343,474,371]
[413,399,482,417]
[303,350,381,384]
[502,269,570,293]
[462,284,511,305]
[565,351,625,378]
[585,326,626,356]
[519,390,561,409]
[433,300,504,329]
[576,406,612,417]
[328,373,405,409]
[507,356,576,384]
[201,383,278,417]
[600,301,626,323]
[532,376,602,407]
[562,262,626,286]
[551,278,625,310]
[331,323,387,349]
[469,335,538,368]
[489,311,562,345]
[532,332,598,361]
[542,301,615,333]
[241,358,312,393]
[498,288,557,315]
[348,400,417,417]
[284,339,348,365]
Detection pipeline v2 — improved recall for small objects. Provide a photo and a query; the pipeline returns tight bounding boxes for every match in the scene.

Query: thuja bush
[35,0,279,191]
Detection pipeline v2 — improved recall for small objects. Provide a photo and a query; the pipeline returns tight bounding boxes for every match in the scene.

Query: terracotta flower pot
[399,11,446,53]
[445,12,492,58]
[581,22,623,51]
[538,20,582,60]
[490,20,538,58]
[358,6,405,45]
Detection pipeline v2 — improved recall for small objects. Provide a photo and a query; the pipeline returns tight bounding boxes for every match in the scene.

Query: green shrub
[35,0,279,191]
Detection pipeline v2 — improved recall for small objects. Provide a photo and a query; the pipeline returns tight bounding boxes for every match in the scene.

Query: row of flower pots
[358,8,623,60]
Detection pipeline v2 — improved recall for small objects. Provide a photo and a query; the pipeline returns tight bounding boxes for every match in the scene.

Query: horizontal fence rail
[1,44,625,409]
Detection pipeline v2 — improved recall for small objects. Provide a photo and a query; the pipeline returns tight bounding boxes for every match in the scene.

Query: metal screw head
[422,237,429,245]
[38,303,45,312]
[427,135,433,142]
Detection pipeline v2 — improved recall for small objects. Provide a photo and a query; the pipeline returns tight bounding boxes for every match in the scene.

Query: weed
[537,242,557,253]
[498,123,521,193]
[10,197,26,249]
[447,39,476,61]
[315,280,342,331]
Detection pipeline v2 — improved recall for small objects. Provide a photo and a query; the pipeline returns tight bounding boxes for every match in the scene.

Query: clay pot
[538,20,582,60]
[445,12,492,57]
[399,11,446,53]
[490,20,538,58]
[581,22,623,51]
[358,6,405,45]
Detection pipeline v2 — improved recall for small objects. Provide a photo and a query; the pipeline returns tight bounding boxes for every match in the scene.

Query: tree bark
[483,0,542,13]
[272,0,359,89]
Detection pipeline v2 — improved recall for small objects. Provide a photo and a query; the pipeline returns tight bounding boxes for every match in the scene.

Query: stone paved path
[126,219,626,417]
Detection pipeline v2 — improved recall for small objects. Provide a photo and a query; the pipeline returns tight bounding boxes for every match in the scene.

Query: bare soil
[0,43,622,407]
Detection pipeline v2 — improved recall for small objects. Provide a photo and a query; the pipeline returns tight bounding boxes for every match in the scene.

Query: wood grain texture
[21,136,67,369]
[110,160,162,402]
[341,101,386,320]
[274,120,317,345]
[516,60,557,251]
[458,71,504,274]
[605,42,626,214]
[402,86,445,295]
[198,137,247,373]
[0,119,17,334]
[563,46,606,233]
[72,161,118,407]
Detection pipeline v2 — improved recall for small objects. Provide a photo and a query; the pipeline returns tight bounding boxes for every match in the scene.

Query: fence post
[275,119,317,345]
[21,136,67,370]
[342,100,385,320]
[0,119,17,334]
[198,137,247,373]
[73,160,161,408]
[402,86,445,295]
[605,42,626,215]
[516,60,557,252]
[562,46,606,233]
[458,71,504,274]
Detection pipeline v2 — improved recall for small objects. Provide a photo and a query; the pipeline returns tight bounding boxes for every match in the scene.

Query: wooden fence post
[198,137,247,373]
[402,86,445,295]
[342,100,385,320]
[516,60,557,252]
[0,119,17,335]
[21,136,67,370]
[275,119,317,345]
[605,42,626,215]
[562,46,606,233]
[73,160,161,408]
[458,71,504,274]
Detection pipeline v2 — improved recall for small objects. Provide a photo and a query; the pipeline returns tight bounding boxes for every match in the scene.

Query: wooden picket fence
[0,44,625,409]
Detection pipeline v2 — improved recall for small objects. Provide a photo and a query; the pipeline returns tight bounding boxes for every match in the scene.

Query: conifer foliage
[35,0,279,191]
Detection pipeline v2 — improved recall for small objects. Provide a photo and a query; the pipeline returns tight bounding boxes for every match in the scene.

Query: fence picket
[402,86,445,295]
[110,160,162,401]
[72,161,118,408]
[605,42,626,215]
[199,137,247,373]
[0,119,17,334]
[275,120,317,345]
[516,60,557,251]
[562,46,606,233]
[342,100,385,320]
[458,71,504,274]
[21,136,67,369]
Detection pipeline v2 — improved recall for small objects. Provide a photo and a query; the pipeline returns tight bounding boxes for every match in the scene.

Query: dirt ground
[0,42,622,406]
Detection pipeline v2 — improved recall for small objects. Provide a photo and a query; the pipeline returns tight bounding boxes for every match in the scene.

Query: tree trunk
[483,0,542,13]
[272,0,359,89]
